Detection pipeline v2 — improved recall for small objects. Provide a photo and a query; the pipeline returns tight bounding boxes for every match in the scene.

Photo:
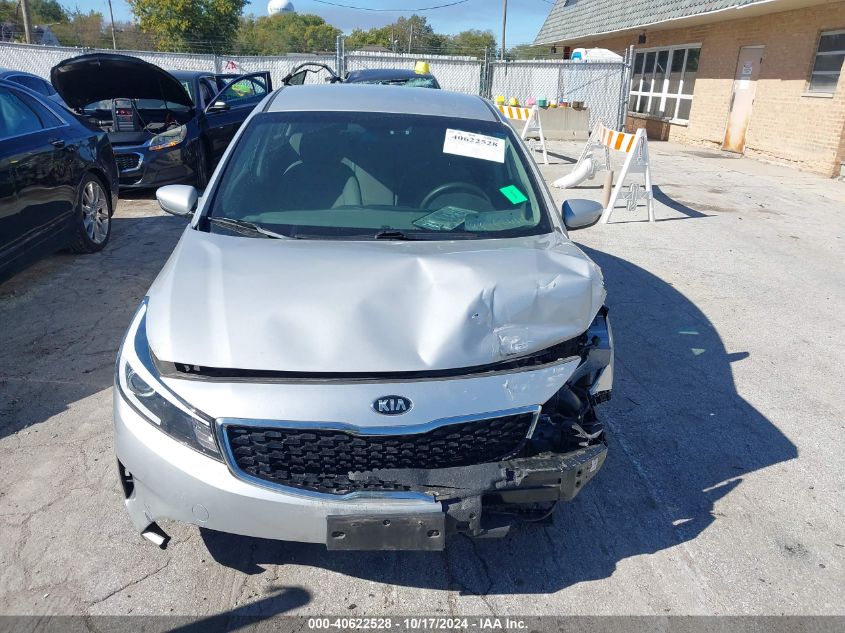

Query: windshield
[357,76,439,89]
[206,111,552,240]
[83,99,191,113]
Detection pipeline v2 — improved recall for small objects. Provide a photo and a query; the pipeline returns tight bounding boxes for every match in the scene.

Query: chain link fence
[0,40,630,130]
[488,59,631,130]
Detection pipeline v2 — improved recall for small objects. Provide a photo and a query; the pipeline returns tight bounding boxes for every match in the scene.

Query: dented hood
[145,229,606,373]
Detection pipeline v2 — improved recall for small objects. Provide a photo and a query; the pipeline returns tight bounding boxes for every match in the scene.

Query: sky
[75,0,555,47]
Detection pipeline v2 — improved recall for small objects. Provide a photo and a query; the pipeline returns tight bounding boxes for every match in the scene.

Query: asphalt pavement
[0,142,842,617]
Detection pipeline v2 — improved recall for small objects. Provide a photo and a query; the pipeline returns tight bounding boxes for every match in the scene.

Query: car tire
[69,173,111,254]
[195,141,210,189]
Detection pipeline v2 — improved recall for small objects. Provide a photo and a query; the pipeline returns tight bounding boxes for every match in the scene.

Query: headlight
[116,300,220,459]
[149,125,187,151]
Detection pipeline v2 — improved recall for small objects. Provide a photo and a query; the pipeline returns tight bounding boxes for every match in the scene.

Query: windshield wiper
[207,217,289,239]
[375,229,482,240]
[374,229,415,240]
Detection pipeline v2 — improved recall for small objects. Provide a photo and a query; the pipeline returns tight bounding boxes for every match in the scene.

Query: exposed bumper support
[346,442,608,542]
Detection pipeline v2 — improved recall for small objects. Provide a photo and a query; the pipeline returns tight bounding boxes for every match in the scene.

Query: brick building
[535,0,845,177]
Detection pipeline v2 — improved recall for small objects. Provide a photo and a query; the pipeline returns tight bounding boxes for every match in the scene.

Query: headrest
[298,128,345,164]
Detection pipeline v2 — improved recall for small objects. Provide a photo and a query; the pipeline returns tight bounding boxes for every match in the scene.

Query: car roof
[346,68,435,81]
[0,68,42,79]
[169,70,212,80]
[267,84,497,121]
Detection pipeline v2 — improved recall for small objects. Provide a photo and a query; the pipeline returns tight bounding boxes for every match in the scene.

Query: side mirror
[157,184,198,218]
[207,100,229,112]
[562,198,603,231]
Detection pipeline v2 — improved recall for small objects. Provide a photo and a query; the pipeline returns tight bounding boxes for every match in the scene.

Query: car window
[208,111,552,241]
[199,78,216,107]
[16,91,63,128]
[218,77,267,103]
[82,99,190,114]
[180,80,195,102]
[0,87,44,138]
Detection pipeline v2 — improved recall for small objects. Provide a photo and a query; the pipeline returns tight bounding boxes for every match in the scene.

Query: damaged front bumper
[116,386,606,550]
[114,308,613,550]
[326,443,607,550]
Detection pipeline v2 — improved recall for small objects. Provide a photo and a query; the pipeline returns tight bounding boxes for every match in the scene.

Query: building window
[810,30,845,93]
[630,45,700,122]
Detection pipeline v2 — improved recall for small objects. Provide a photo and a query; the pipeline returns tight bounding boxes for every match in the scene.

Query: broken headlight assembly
[149,124,187,151]
[530,308,613,454]
[116,300,220,459]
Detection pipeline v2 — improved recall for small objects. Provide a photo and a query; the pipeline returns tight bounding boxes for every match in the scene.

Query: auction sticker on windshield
[443,129,505,163]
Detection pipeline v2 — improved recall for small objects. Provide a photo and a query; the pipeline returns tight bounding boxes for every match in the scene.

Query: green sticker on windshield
[499,185,528,205]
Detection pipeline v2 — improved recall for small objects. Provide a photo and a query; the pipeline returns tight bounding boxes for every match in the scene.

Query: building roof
[268,84,496,121]
[534,0,770,45]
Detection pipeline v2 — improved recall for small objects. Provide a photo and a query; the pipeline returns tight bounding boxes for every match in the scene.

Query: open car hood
[50,53,193,109]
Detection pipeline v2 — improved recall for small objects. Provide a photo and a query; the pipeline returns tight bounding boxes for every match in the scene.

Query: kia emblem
[372,395,412,416]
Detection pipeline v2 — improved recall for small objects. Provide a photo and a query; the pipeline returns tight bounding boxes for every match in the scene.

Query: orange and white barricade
[553,122,653,223]
[496,104,549,165]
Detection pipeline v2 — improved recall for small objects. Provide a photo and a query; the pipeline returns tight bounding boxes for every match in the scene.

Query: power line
[309,0,470,11]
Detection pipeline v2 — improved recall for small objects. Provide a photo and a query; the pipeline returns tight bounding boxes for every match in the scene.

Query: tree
[128,0,248,52]
[31,0,67,24]
[112,20,158,51]
[51,10,107,48]
[392,15,436,52]
[345,15,442,54]
[0,1,16,24]
[345,25,392,50]
[236,13,339,55]
[446,29,496,57]
[508,43,561,60]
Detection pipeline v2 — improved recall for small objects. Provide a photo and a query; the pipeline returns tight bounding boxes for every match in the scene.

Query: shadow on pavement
[167,586,311,632]
[652,185,712,220]
[201,246,797,595]
[0,214,185,440]
[546,150,578,164]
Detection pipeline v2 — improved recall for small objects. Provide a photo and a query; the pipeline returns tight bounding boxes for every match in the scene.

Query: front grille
[115,153,141,172]
[224,412,536,495]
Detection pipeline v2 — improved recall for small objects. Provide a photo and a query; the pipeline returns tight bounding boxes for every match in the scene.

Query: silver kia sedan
[114,84,613,551]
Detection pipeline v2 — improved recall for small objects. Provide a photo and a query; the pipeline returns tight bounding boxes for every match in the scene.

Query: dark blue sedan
[51,54,271,189]
[0,78,119,281]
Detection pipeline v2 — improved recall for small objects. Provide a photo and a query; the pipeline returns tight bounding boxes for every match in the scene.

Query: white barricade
[497,104,549,165]
[553,122,654,223]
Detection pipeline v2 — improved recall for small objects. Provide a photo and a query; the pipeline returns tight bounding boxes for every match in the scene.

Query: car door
[0,86,76,257]
[203,73,269,162]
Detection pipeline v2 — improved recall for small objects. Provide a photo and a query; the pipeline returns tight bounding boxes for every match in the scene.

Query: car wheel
[70,174,111,254]
[195,141,210,189]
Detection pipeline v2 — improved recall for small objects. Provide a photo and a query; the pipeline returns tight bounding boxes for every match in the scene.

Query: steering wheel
[420,182,491,209]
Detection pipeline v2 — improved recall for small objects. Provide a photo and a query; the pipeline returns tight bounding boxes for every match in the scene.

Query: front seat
[277,129,362,210]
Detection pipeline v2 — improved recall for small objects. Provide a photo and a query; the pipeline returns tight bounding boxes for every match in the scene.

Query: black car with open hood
[51,53,272,189]
[51,53,194,110]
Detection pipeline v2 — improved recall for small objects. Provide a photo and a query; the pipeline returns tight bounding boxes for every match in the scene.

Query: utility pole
[500,0,507,61]
[408,24,413,54]
[20,0,34,44]
[107,0,117,49]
